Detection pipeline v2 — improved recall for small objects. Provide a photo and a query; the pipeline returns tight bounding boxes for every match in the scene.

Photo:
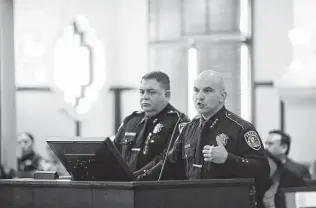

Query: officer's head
[193,70,227,120]
[17,132,35,156]
[140,71,171,117]
[265,130,291,157]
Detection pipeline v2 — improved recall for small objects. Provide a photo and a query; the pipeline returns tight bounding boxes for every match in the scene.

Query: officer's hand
[135,170,149,181]
[136,173,146,181]
[202,138,228,164]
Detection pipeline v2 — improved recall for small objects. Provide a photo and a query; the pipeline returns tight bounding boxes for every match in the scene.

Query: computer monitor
[46,137,136,181]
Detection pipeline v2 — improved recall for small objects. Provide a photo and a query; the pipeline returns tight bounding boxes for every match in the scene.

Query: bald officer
[146,70,270,207]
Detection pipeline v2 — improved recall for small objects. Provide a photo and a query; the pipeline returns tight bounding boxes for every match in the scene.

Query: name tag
[184,144,191,148]
[192,164,202,168]
[125,132,136,136]
[131,148,141,152]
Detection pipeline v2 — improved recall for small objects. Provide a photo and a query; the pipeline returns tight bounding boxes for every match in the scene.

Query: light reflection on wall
[53,16,105,116]
[188,46,198,119]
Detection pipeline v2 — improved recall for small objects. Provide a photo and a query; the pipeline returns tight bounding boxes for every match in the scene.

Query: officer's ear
[220,91,227,103]
[164,90,171,99]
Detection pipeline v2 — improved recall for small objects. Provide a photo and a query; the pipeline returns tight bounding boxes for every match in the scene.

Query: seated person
[263,150,306,208]
[265,130,311,180]
[17,132,43,177]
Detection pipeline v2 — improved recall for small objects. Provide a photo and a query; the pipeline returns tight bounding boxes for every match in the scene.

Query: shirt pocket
[120,133,137,145]
[120,133,137,159]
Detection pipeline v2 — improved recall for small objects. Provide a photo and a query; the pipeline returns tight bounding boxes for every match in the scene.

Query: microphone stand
[158,113,184,181]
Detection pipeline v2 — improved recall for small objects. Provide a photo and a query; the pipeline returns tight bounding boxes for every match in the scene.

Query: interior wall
[253,0,293,142]
[14,0,147,159]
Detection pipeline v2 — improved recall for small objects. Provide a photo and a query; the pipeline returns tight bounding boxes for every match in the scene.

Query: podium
[282,181,316,208]
[0,178,254,208]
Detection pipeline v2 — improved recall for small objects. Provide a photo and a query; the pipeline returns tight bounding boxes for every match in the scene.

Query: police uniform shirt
[165,106,270,205]
[172,106,269,180]
[113,103,189,172]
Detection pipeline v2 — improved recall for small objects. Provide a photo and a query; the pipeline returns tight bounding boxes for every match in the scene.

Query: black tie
[195,120,211,170]
[128,118,149,171]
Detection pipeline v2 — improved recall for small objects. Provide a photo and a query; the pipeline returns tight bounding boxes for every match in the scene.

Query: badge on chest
[216,133,229,146]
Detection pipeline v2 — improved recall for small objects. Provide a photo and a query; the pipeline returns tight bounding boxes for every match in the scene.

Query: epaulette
[167,110,177,114]
[124,110,144,122]
[225,112,252,130]
[167,110,181,117]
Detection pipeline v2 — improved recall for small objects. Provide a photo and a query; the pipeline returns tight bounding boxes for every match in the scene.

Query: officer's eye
[193,88,199,93]
[139,90,144,95]
[204,88,213,93]
[149,90,156,94]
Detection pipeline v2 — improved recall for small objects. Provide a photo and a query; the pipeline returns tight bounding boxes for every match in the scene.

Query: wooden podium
[0,178,254,208]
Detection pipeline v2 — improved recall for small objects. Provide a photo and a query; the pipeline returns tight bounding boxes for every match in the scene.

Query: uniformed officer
[113,71,189,180]
[148,70,270,207]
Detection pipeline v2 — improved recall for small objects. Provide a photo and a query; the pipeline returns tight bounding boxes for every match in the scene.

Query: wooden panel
[33,187,92,208]
[93,189,134,208]
[0,186,34,208]
[134,186,251,208]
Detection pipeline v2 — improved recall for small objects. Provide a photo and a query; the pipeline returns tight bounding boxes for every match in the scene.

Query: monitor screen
[46,137,135,181]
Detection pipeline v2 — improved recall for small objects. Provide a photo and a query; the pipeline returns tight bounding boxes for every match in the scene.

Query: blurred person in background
[0,164,15,179]
[265,130,311,180]
[17,132,43,177]
[263,150,306,208]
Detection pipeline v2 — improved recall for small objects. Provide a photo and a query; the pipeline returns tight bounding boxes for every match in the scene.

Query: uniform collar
[199,106,226,128]
[139,103,172,125]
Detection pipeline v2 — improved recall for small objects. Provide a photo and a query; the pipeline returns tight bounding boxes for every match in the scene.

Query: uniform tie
[194,119,211,171]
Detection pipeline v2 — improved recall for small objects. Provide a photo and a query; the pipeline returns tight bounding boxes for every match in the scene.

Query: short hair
[269,129,291,155]
[141,71,170,91]
[21,132,35,143]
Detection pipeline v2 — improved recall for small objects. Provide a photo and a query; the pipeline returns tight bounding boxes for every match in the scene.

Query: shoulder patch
[178,122,188,133]
[244,131,261,150]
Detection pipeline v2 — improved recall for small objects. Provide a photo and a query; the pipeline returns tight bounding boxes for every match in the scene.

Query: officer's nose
[141,91,150,100]
[196,91,205,100]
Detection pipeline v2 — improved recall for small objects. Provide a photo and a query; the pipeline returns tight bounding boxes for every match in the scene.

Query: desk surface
[0,178,253,189]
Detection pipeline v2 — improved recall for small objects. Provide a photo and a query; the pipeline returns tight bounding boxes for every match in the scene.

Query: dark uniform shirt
[113,103,190,176]
[17,151,42,172]
[163,106,270,206]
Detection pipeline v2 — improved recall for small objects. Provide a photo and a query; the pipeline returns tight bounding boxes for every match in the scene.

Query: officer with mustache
[113,71,189,180]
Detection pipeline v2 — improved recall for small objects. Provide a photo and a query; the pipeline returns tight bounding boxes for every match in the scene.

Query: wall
[253,0,293,142]
[15,0,147,159]
[0,0,17,169]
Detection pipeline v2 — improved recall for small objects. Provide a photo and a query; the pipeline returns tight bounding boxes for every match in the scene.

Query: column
[0,0,17,169]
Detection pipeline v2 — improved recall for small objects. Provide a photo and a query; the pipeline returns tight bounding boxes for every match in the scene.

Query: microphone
[158,112,185,181]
